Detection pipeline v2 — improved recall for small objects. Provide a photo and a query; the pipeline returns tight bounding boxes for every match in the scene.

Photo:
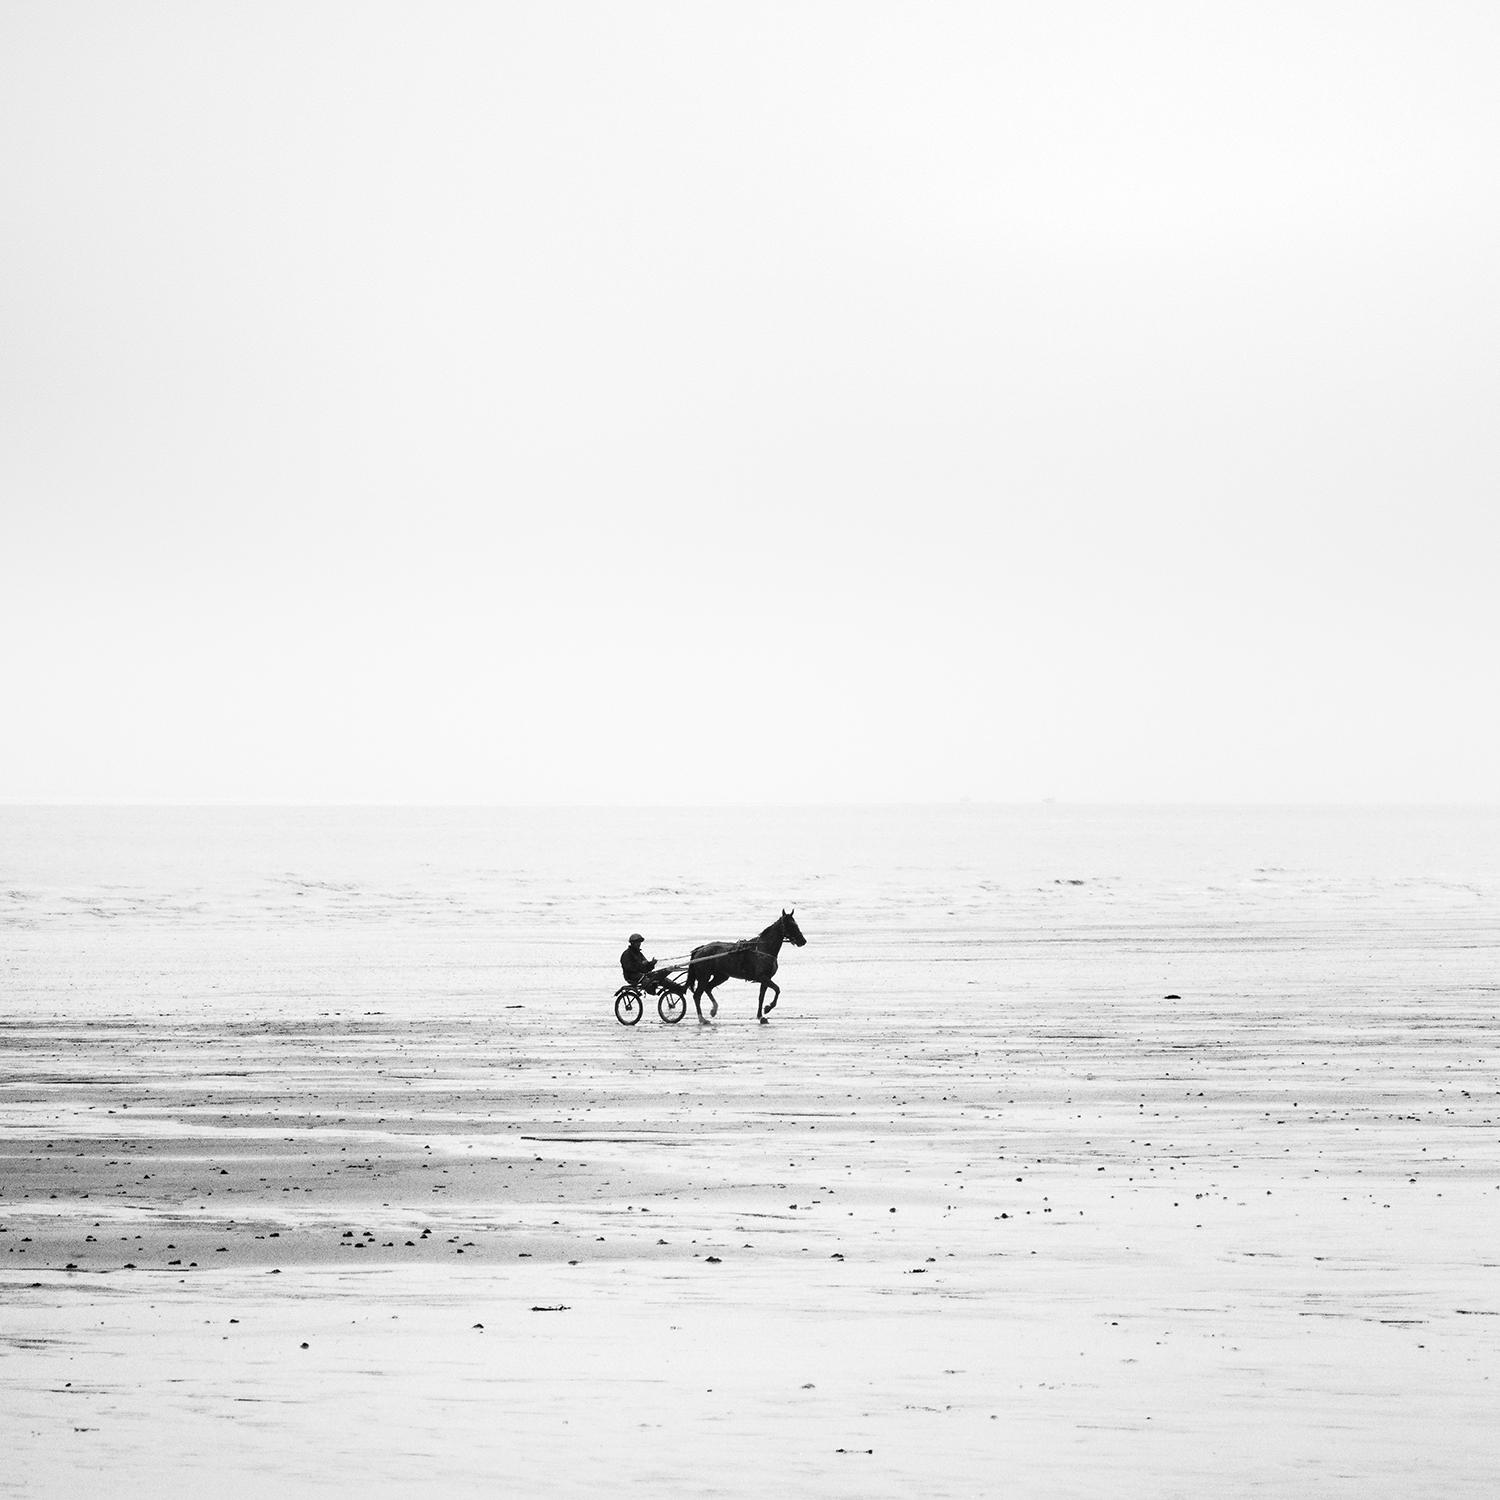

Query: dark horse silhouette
[687,910,806,1024]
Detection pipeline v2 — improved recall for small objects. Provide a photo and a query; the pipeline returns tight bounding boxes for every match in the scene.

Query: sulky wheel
[658,989,687,1025]
[614,986,643,1026]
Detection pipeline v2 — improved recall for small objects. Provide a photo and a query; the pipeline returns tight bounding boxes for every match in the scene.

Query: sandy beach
[3,805,1499,1497]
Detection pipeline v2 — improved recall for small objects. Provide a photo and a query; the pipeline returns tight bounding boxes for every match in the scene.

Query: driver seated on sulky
[620,933,675,994]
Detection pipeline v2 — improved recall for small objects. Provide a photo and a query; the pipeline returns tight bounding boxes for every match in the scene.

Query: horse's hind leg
[702,979,722,1022]
[696,976,719,1020]
[693,977,715,1023]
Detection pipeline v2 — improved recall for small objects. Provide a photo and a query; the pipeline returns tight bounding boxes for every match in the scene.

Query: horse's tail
[686,943,710,989]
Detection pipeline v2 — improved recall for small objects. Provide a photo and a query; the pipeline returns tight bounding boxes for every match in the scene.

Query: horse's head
[781,908,807,947]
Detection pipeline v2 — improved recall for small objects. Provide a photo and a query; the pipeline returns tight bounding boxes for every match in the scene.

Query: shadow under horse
[687,909,806,1024]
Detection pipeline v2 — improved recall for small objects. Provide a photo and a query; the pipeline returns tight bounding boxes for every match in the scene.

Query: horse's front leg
[757,979,780,1023]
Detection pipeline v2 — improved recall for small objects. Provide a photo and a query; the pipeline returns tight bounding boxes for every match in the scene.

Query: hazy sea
[4,803,1496,1024]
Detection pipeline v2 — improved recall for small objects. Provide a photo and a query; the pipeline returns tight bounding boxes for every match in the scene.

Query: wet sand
[3,807,1498,1496]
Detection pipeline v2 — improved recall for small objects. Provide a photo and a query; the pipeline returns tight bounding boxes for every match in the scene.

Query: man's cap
[628,933,643,943]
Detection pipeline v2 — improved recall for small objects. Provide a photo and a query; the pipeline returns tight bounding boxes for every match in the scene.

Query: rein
[661,922,784,973]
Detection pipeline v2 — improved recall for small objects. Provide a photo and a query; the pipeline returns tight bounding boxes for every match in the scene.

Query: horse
[687,909,806,1024]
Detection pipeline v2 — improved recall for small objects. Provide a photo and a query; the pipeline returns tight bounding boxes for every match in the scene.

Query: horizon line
[2,799,1497,812]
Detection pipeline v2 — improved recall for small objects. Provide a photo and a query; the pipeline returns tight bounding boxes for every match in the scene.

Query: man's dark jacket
[620,946,654,984]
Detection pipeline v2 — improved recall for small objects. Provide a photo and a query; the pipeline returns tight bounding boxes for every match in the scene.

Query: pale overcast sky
[3,2,1496,803]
